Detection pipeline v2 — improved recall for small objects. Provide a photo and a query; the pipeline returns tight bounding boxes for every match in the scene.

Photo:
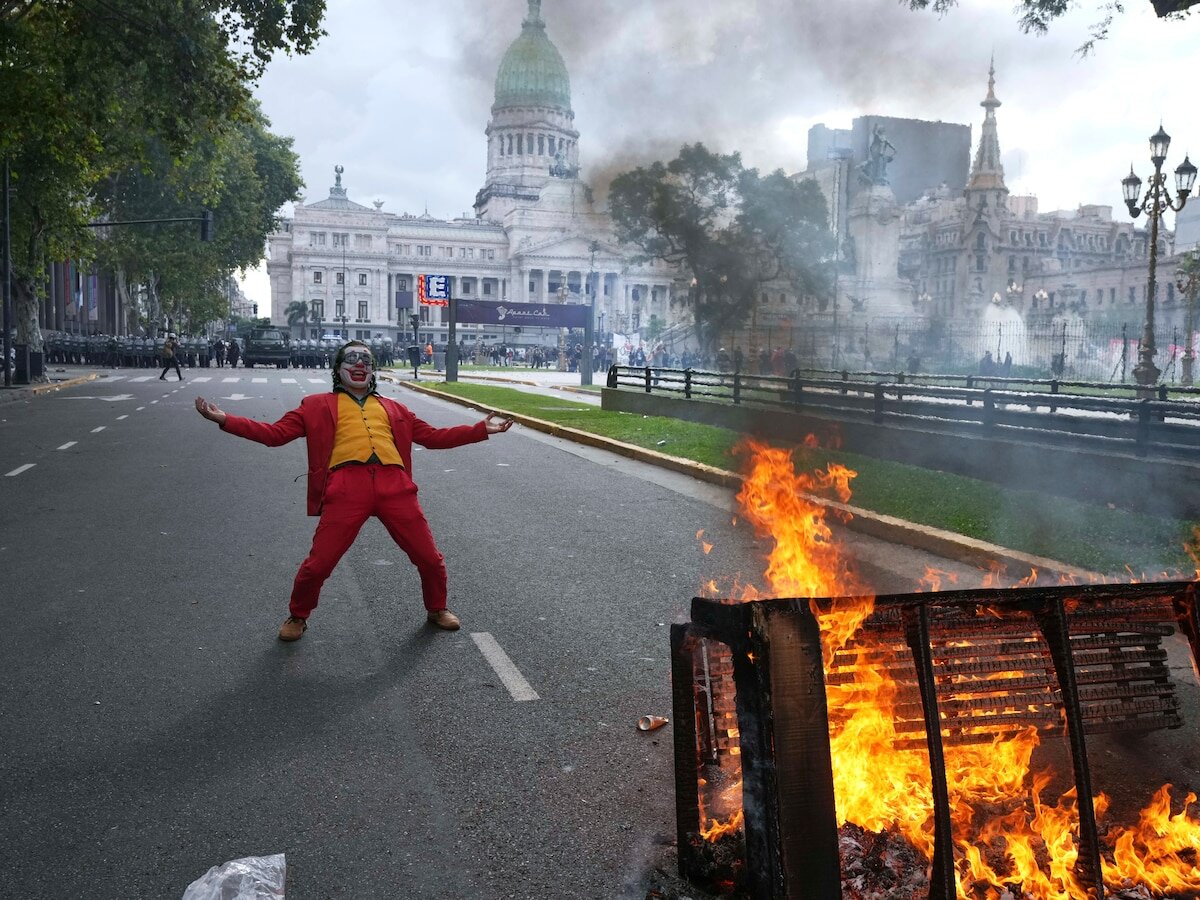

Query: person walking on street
[193,340,515,642]
[159,334,183,381]
[227,338,240,368]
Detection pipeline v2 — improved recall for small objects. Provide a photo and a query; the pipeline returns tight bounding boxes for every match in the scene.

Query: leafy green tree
[285,299,311,338]
[609,143,833,351]
[905,0,1196,53]
[93,104,302,335]
[1,0,324,355]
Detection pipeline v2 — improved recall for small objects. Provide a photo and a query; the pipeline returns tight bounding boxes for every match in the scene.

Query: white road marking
[471,632,540,702]
[60,394,134,402]
[136,406,146,411]
[91,426,106,433]
[116,415,128,421]
[103,375,127,381]
[308,378,325,384]
[150,400,159,404]
[252,377,268,383]
[282,378,297,384]
[222,377,239,383]
[192,377,212,383]
[57,442,77,450]
[221,393,251,401]
[129,376,156,382]
[5,464,35,477]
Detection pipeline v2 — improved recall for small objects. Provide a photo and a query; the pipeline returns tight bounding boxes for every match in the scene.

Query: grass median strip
[422,381,1196,576]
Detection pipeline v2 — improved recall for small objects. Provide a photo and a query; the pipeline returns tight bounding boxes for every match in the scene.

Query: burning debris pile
[839,822,930,899]
[671,439,1200,900]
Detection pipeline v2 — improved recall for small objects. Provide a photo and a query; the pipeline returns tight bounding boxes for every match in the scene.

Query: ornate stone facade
[266,0,674,347]
[898,63,1167,328]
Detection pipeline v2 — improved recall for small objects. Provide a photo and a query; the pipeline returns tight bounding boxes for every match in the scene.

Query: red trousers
[289,463,446,618]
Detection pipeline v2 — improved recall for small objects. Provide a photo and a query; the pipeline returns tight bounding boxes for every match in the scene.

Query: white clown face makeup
[338,348,374,392]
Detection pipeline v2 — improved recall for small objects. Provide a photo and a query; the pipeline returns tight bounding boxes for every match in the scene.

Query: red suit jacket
[220,392,488,515]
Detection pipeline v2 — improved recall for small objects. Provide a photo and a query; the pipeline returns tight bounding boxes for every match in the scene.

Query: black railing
[606,365,1200,458]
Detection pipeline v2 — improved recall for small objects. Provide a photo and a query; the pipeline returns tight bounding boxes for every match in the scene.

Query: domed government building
[266,0,675,349]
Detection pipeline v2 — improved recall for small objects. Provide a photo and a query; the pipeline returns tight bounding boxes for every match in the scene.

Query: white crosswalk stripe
[282,378,297,384]
[308,378,325,384]
[192,377,212,382]
[129,376,156,382]
[222,377,238,383]
[104,375,127,381]
[252,378,268,383]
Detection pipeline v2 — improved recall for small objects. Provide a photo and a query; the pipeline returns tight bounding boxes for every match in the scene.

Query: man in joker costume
[194,340,513,641]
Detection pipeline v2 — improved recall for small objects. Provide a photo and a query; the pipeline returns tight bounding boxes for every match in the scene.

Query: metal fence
[706,316,1196,384]
[606,364,1200,459]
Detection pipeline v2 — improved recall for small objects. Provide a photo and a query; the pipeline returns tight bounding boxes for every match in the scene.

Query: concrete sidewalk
[0,368,101,404]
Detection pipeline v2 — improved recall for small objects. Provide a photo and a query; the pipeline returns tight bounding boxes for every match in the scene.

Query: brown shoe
[426,609,461,631]
[278,615,307,642]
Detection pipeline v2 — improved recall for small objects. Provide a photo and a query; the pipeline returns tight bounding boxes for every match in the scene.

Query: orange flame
[703,439,1200,897]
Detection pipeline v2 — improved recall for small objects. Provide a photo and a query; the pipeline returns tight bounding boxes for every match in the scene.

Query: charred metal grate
[671,581,1200,900]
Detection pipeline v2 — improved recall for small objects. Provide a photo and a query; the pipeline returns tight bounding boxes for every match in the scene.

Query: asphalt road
[4,367,1169,899]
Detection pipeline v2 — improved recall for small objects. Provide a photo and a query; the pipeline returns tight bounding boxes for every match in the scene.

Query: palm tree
[284,300,310,339]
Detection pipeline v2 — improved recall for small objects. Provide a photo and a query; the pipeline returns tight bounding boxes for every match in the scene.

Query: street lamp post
[583,240,599,386]
[1121,125,1198,391]
[556,283,567,371]
[340,244,348,339]
[1177,253,1200,386]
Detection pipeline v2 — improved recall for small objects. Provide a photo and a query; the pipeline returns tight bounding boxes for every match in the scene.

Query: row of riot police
[287,337,395,369]
[42,332,239,369]
[41,331,397,370]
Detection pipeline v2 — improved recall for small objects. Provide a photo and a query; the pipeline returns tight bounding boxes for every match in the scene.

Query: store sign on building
[418,274,450,306]
[456,299,588,328]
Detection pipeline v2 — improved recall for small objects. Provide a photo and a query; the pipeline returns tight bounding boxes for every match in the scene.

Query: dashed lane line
[116,415,128,420]
[90,426,106,433]
[5,464,35,477]
[56,442,76,451]
[470,632,540,702]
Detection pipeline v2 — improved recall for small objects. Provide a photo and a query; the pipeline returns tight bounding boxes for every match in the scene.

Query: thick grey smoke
[445,0,1082,203]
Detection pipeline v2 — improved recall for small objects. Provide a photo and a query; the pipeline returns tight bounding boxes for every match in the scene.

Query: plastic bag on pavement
[182,853,286,900]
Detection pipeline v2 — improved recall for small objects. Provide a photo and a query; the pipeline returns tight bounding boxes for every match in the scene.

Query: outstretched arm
[484,413,514,434]
[195,396,306,446]
[194,397,227,426]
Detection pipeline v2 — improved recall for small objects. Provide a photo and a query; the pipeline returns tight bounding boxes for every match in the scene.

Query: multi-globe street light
[1121,125,1198,389]
[1177,253,1200,386]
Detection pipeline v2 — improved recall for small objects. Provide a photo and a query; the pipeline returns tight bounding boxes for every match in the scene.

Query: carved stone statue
[549,145,576,179]
[857,125,897,186]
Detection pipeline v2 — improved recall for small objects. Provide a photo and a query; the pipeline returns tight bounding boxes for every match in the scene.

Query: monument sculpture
[857,125,897,186]
[843,125,917,328]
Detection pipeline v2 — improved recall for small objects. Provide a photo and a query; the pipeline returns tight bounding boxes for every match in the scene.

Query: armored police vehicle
[241,327,291,369]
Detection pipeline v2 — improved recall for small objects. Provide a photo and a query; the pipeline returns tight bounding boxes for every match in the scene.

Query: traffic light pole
[3,158,11,388]
[447,296,458,383]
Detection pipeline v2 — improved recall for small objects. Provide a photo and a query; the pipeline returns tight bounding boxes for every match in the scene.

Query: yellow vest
[328,393,404,469]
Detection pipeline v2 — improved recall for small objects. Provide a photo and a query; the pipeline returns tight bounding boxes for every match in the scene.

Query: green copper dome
[493,0,571,111]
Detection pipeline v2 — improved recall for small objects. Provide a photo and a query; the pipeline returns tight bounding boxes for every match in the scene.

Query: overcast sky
[239,0,1200,303]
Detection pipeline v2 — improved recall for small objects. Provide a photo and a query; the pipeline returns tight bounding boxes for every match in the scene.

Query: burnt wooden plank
[746,602,842,900]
